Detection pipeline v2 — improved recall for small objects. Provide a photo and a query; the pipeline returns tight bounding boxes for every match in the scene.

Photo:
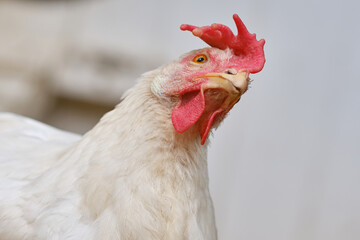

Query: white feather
[0,67,217,239]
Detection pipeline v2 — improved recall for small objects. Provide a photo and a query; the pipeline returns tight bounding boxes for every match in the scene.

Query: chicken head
[151,14,265,144]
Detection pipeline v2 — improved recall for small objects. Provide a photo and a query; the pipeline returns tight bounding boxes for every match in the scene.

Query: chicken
[0,14,265,240]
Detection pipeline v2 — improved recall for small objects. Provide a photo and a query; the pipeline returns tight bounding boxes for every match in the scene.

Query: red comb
[180,14,265,73]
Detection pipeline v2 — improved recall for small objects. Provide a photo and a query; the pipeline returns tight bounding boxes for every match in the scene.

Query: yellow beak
[201,70,250,111]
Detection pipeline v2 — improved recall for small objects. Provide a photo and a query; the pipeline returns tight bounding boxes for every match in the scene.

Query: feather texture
[0,69,217,239]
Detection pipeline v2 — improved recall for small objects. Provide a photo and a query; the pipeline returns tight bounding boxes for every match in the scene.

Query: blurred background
[0,0,359,239]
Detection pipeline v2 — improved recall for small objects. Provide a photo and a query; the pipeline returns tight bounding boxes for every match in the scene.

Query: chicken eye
[192,54,208,64]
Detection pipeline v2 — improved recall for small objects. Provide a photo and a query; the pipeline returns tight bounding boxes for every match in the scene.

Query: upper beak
[203,70,249,94]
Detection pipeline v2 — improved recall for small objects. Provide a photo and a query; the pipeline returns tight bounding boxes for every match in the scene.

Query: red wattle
[200,109,224,145]
[171,91,205,133]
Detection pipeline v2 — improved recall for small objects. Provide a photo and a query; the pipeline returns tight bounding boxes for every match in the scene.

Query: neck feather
[75,71,211,220]
[80,70,208,174]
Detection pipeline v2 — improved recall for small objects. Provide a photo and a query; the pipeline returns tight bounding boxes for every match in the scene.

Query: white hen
[0,15,265,240]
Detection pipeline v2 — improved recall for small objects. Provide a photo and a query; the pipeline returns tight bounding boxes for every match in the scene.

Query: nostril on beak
[225,68,237,75]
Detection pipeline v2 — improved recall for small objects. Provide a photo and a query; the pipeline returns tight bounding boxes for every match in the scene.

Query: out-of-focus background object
[0,0,164,133]
[0,0,359,239]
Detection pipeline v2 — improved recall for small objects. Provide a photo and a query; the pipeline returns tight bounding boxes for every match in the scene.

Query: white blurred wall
[0,0,359,239]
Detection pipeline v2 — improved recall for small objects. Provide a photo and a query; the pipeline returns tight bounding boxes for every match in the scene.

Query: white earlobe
[151,74,167,97]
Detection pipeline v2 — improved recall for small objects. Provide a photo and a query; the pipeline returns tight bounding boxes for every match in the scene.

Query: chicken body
[0,68,217,240]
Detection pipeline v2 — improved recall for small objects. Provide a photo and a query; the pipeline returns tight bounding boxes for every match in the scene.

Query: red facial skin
[164,48,237,96]
[168,48,247,144]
